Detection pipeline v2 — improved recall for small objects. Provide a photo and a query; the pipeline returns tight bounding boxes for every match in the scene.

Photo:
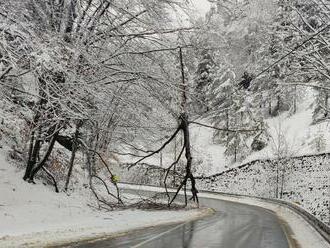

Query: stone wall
[119,163,178,187]
[197,154,330,224]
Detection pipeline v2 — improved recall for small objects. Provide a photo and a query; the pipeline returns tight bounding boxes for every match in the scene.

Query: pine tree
[194,50,215,113]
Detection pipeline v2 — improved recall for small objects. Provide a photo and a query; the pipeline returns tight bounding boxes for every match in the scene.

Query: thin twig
[0,67,12,81]
[41,166,59,193]
[79,139,122,204]
[128,125,182,169]
[253,22,330,81]
[190,121,260,133]
[91,175,123,204]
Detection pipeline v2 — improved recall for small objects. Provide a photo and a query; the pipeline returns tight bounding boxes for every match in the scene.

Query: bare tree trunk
[23,131,36,180]
[130,47,199,207]
[268,94,272,116]
[234,145,237,162]
[65,0,78,34]
[23,130,41,180]
[174,137,177,160]
[41,166,59,193]
[173,138,177,185]
[178,47,198,204]
[26,130,35,164]
[181,114,199,205]
[293,85,297,114]
[325,92,328,117]
[168,48,198,206]
[75,0,93,33]
[64,121,82,191]
[276,161,279,198]
[233,134,238,162]
[24,76,50,181]
[226,110,229,146]
[276,95,281,113]
[280,165,285,199]
[28,130,59,181]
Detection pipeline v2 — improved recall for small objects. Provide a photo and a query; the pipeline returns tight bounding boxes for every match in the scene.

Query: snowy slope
[0,151,207,247]
[104,88,328,179]
[190,88,330,176]
[190,123,230,175]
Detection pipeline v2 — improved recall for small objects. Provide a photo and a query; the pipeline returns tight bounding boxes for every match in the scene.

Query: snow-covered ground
[190,88,330,176]
[190,123,230,175]
[0,152,210,247]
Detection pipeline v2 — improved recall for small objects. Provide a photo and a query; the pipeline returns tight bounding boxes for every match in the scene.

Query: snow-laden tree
[0,0,199,205]
[193,49,215,114]
[187,0,272,161]
[262,0,330,120]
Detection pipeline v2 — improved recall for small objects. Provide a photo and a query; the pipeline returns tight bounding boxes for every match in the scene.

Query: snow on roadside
[0,152,210,248]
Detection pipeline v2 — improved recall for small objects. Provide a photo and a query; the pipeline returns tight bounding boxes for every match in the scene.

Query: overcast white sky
[170,0,212,24]
[190,0,212,17]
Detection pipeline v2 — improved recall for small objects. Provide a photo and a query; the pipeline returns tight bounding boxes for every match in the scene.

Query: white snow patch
[0,152,207,247]
[190,123,229,175]
[191,87,330,175]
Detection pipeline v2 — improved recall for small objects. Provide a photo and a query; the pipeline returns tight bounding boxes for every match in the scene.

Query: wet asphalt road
[68,196,289,248]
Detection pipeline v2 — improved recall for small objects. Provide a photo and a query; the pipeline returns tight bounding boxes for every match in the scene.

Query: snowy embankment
[119,183,330,248]
[0,153,211,248]
[190,88,330,176]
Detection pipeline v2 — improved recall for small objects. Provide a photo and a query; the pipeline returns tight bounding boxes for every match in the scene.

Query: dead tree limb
[65,121,83,191]
[108,150,147,158]
[169,177,185,206]
[128,125,182,169]
[79,140,122,204]
[169,114,199,206]
[166,48,200,206]
[28,127,60,182]
[91,175,123,204]
[91,150,122,204]
[0,66,12,81]
[86,149,117,210]
[164,145,185,204]
[41,166,59,193]
[189,121,261,133]
[183,184,187,206]
[85,146,109,210]
[119,138,154,153]
[89,182,114,210]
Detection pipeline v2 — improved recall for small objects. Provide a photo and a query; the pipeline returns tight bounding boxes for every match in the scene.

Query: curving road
[68,195,289,248]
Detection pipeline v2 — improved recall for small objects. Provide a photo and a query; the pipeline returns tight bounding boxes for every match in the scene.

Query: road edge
[0,207,214,248]
[50,207,214,248]
[118,183,330,248]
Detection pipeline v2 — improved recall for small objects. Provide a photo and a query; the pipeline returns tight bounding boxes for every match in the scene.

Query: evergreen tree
[194,50,215,113]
